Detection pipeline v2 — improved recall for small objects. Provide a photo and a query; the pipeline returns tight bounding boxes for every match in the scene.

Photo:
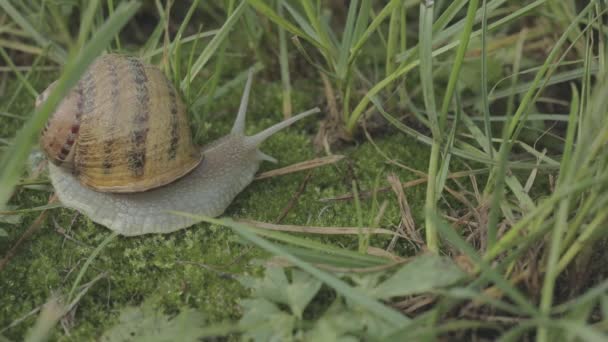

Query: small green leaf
[239,298,296,342]
[371,254,466,299]
[307,298,394,340]
[0,228,7,237]
[286,270,323,319]
[100,303,206,342]
[239,267,322,319]
[307,301,365,342]
[239,267,289,305]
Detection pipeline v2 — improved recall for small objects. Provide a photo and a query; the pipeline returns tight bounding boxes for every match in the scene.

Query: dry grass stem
[255,155,345,180]
[275,171,313,223]
[387,173,424,246]
[0,194,57,272]
[321,169,481,202]
[238,219,407,238]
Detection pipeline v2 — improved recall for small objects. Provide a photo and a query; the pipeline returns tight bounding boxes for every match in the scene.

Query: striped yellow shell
[38,54,202,193]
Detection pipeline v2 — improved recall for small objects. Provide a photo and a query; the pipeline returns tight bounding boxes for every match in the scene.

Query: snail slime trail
[39,54,320,236]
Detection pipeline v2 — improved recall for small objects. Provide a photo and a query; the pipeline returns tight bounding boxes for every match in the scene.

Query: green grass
[1,0,608,340]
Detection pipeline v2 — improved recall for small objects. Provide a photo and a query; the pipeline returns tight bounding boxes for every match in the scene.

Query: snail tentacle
[244,107,321,148]
[231,68,255,135]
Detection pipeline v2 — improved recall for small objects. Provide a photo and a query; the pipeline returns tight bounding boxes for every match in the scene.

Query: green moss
[0,51,430,340]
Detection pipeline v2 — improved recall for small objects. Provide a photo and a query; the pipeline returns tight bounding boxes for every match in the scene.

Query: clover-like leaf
[239,267,322,318]
[239,298,296,342]
[307,298,393,341]
[100,303,206,342]
[371,254,466,299]
[286,270,323,319]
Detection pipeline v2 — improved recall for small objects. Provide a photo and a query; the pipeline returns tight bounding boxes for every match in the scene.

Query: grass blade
[180,1,246,91]
[438,0,478,131]
[419,1,440,253]
[278,1,292,118]
[480,0,492,159]
[248,0,320,50]
[431,213,539,315]
[0,0,67,62]
[188,216,411,327]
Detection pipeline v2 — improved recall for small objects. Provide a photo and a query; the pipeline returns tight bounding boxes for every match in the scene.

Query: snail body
[40,54,319,236]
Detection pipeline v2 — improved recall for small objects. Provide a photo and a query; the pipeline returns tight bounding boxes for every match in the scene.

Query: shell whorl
[39,54,202,193]
[48,67,320,235]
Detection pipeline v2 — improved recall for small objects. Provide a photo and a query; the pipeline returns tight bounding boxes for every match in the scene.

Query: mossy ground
[0,64,429,339]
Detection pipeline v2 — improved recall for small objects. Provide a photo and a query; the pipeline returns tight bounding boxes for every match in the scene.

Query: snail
[37,54,320,236]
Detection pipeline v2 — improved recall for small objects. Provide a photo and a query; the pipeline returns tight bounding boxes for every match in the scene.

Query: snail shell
[39,54,201,193]
[40,55,320,235]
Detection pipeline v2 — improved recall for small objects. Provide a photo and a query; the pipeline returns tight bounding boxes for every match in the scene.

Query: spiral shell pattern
[39,54,202,193]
